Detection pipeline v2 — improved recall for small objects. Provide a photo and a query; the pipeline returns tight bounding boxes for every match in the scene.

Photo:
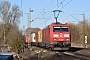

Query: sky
[1,0,90,29]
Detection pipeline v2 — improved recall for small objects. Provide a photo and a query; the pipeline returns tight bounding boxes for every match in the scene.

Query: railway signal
[85,36,87,44]
[81,14,86,48]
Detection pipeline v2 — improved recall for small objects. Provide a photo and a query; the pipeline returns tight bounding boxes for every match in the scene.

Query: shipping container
[31,33,36,42]
[38,30,42,43]
[25,36,30,43]
[42,26,50,44]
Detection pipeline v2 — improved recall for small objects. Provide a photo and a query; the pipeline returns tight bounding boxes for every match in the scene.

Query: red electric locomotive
[42,22,71,50]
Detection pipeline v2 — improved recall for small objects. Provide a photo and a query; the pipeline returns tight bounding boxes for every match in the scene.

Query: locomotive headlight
[54,39,57,41]
[66,39,69,40]
[53,34,59,37]
[64,34,69,37]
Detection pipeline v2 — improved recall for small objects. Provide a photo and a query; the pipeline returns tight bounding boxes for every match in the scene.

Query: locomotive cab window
[53,26,68,32]
[53,26,60,32]
[61,26,68,32]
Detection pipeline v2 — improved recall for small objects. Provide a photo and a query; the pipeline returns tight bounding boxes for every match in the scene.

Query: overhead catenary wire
[57,0,65,8]
[70,14,80,21]
[37,13,53,28]
[43,0,90,27]
[34,0,73,28]
[56,0,72,9]
[32,0,55,21]
[61,0,72,9]
[31,0,55,28]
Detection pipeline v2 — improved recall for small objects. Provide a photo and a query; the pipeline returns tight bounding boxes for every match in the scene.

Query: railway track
[49,47,90,60]
[61,52,90,60]
[23,46,90,60]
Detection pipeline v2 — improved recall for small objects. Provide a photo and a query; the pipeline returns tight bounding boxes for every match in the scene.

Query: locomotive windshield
[53,26,68,32]
[53,26,60,32]
[61,26,68,32]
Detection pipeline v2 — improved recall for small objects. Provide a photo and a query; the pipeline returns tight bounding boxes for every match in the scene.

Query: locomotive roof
[43,23,69,29]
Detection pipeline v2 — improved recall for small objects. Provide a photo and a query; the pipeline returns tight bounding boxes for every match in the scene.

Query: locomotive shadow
[54,47,84,52]
[67,47,84,52]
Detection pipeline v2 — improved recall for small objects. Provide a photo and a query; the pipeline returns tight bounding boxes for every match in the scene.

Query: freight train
[26,22,71,50]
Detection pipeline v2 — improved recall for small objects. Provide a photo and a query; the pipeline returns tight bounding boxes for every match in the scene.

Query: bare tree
[0,1,24,53]
[70,19,90,46]
[11,5,22,26]
[0,1,21,26]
